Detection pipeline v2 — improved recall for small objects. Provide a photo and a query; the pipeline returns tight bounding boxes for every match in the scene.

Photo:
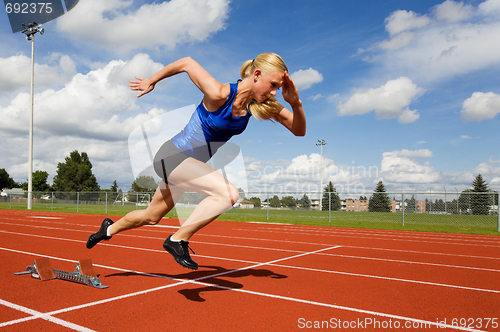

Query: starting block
[15,258,108,289]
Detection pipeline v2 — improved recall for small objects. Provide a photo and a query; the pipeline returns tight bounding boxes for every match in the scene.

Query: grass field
[1,200,498,235]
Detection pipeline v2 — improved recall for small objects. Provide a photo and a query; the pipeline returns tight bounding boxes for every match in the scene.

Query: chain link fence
[1,190,498,232]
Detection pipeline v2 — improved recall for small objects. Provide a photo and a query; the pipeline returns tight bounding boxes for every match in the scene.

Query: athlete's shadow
[106,265,287,302]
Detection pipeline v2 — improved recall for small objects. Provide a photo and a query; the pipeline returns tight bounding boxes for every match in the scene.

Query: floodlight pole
[316,139,327,210]
[22,22,44,210]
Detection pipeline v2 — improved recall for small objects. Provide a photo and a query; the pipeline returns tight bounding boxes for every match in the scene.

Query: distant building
[1,188,24,199]
[239,199,255,209]
[310,198,320,210]
[391,200,426,213]
[342,198,369,212]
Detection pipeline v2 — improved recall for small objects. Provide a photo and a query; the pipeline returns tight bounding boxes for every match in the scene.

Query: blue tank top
[171,82,251,161]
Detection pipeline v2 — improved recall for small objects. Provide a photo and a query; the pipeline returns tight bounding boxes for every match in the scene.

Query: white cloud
[56,0,230,52]
[478,0,500,16]
[398,109,420,124]
[0,54,169,187]
[309,94,323,101]
[241,149,500,194]
[0,53,76,93]
[0,54,165,141]
[384,10,430,36]
[290,68,323,91]
[327,93,339,101]
[337,77,425,123]
[380,150,441,184]
[379,32,415,50]
[489,156,500,164]
[397,149,434,158]
[433,0,473,23]
[460,91,500,121]
[372,0,500,82]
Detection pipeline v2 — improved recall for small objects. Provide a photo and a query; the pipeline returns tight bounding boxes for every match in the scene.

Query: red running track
[0,209,499,331]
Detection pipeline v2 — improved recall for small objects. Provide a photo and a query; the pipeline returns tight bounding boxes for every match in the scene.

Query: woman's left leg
[166,157,240,241]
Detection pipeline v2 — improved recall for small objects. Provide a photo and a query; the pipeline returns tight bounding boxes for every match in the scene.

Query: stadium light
[21,22,44,210]
[316,139,327,210]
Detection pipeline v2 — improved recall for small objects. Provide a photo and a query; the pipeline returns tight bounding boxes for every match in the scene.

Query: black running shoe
[163,235,198,270]
[86,218,114,249]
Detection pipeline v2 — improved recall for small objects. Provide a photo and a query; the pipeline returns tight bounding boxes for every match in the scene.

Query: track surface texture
[1,209,499,331]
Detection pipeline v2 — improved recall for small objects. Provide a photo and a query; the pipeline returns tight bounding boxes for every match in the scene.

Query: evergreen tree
[368,181,391,212]
[299,193,310,209]
[321,181,341,211]
[471,173,489,215]
[406,195,416,213]
[53,151,100,193]
[111,180,119,192]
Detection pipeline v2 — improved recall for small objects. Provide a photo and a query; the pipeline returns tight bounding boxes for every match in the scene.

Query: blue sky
[1,0,499,196]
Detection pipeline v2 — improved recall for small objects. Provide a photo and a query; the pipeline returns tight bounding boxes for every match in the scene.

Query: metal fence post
[105,192,108,214]
[51,192,54,211]
[497,192,499,232]
[77,192,79,213]
[267,192,269,220]
[9,193,11,209]
[402,193,405,226]
[328,191,331,223]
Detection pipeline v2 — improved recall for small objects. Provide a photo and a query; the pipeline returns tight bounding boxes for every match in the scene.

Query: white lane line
[0,299,96,331]
[4,244,499,295]
[3,229,499,273]
[232,228,500,248]
[1,245,486,332]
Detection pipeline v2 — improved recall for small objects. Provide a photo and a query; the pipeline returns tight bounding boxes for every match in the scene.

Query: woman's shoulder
[203,82,239,112]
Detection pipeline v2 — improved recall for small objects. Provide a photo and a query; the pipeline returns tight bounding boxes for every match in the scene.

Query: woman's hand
[281,72,300,106]
[129,76,156,98]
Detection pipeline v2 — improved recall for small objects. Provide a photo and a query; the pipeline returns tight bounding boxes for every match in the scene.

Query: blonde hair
[240,53,288,122]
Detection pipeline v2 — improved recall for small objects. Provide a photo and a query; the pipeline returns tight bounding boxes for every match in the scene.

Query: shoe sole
[163,243,198,270]
[86,219,113,249]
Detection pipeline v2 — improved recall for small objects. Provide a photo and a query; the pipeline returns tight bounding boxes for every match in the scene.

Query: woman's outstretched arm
[129,57,230,105]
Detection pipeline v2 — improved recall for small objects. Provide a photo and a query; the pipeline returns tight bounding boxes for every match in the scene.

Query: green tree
[131,176,157,192]
[368,181,391,212]
[21,170,51,196]
[471,173,490,215]
[281,195,297,208]
[248,197,261,208]
[53,151,100,192]
[405,195,417,213]
[111,180,119,192]
[299,193,310,209]
[457,189,472,214]
[128,176,157,203]
[0,168,18,189]
[321,181,341,211]
[270,195,281,208]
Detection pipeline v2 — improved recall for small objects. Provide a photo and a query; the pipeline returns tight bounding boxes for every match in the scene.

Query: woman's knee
[214,183,240,207]
[139,211,163,225]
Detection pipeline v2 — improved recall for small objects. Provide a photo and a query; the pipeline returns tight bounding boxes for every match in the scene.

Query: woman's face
[253,70,284,102]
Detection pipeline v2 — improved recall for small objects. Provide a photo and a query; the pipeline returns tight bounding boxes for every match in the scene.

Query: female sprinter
[86,53,306,270]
